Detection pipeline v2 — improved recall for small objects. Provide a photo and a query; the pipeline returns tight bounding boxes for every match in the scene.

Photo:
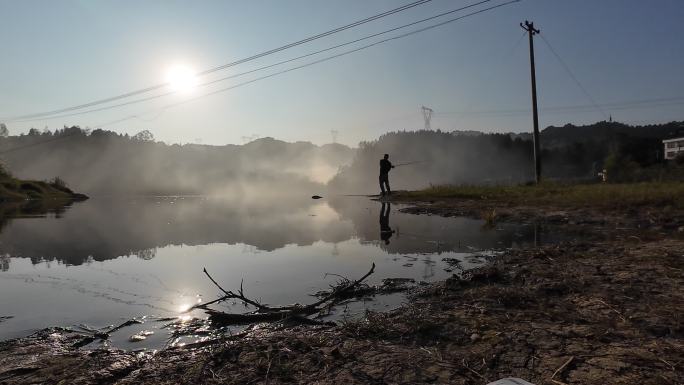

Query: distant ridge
[541,121,684,148]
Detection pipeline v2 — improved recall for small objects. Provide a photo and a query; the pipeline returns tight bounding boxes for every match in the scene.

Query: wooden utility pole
[521,20,542,184]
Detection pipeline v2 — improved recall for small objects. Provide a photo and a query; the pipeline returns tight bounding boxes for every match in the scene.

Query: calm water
[0,196,552,349]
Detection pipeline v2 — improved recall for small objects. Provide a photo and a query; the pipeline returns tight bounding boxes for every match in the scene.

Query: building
[663,137,684,160]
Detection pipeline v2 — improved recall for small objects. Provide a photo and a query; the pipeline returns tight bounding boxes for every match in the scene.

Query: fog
[0,127,354,197]
[329,130,535,194]
[1,122,678,199]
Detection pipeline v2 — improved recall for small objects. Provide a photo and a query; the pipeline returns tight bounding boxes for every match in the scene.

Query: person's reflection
[379,202,395,245]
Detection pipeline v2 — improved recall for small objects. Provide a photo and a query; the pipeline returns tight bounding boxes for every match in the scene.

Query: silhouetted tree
[133,130,155,142]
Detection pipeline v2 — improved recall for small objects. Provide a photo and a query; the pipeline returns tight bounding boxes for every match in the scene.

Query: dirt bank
[0,197,682,384]
[389,190,684,233]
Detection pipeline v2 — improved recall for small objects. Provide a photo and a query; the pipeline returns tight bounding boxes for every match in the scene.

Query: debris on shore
[1,188,683,384]
[1,230,681,384]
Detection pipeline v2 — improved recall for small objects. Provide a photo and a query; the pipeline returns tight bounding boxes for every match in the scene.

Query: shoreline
[0,190,682,384]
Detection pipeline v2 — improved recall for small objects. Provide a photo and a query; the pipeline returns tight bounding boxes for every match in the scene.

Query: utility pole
[521,20,542,184]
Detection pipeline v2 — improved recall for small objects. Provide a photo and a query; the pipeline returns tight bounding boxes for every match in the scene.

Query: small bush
[0,163,11,179]
[50,177,68,190]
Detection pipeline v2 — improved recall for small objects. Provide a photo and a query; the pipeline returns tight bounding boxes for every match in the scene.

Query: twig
[551,356,574,382]
[461,358,485,380]
[306,263,375,309]
[658,357,676,371]
[323,273,349,281]
[201,268,266,310]
[194,263,376,326]
[265,353,272,384]
[594,299,627,322]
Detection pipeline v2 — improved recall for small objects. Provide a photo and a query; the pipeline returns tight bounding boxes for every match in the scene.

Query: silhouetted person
[379,154,394,196]
[379,202,395,245]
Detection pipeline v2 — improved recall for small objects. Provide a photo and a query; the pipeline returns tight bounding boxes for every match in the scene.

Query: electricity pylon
[421,105,433,131]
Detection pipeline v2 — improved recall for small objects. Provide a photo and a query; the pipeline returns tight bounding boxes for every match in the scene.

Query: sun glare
[165,65,198,92]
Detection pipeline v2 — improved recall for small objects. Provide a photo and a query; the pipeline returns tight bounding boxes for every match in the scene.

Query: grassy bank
[0,166,87,201]
[398,181,684,209]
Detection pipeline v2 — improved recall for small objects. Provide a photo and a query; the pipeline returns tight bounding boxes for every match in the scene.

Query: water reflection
[0,196,545,266]
[0,195,561,348]
[379,202,395,245]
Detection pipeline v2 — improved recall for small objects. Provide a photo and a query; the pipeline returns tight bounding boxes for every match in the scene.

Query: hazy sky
[1,0,682,146]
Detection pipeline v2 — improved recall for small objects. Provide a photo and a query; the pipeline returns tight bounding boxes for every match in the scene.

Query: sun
[165,64,198,92]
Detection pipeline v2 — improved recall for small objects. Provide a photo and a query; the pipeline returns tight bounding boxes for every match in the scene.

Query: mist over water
[0,129,355,195]
[0,195,557,349]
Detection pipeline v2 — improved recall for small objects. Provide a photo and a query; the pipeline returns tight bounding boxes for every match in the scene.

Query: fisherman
[379,153,394,196]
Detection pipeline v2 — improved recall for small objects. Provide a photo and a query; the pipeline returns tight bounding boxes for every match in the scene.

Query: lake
[0,196,554,349]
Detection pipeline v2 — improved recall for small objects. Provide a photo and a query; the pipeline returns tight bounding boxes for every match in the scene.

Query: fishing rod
[393,160,428,167]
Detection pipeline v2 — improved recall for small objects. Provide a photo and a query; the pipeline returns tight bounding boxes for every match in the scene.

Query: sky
[0,0,682,147]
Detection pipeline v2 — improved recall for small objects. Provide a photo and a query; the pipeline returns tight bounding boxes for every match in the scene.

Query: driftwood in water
[190,263,376,326]
[71,318,143,347]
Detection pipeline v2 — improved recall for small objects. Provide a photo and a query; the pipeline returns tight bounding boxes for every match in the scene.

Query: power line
[10,0,498,123]
[539,33,609,120]
[0,0,522,154]
[3,96,681,156]
[95,0,522,128]
[435,96,684,117]
[2,0,434,121]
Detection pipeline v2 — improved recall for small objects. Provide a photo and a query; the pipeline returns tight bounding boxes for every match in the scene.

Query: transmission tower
[330,130,339,143]
[421,106,434,131]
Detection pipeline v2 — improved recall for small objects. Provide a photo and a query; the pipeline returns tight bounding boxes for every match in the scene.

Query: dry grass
[0,176,75,201]
[402,181,684,209]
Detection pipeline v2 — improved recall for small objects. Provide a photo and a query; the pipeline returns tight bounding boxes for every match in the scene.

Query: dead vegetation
[189,264,378,326]
[0,232,681,384]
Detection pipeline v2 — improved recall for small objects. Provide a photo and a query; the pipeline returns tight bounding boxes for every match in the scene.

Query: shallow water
[0,196,555,349]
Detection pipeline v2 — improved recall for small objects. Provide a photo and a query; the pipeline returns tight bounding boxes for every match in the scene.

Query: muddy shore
[1,199,682,385]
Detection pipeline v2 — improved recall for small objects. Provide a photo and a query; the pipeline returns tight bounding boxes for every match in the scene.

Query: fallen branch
[200,268,267,310]
[71,318,143,347]
[306,263,375,310]
[191,263,376,326]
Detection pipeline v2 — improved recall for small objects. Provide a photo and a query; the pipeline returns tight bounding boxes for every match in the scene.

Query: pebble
[470,333,480,342]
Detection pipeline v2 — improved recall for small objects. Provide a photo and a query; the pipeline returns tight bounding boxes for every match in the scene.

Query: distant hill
[540,121,684,148]
[328,121,684,191]
[0,127,355,196]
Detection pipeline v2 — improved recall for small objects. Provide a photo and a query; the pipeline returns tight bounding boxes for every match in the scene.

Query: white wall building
[663,137,684,160]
